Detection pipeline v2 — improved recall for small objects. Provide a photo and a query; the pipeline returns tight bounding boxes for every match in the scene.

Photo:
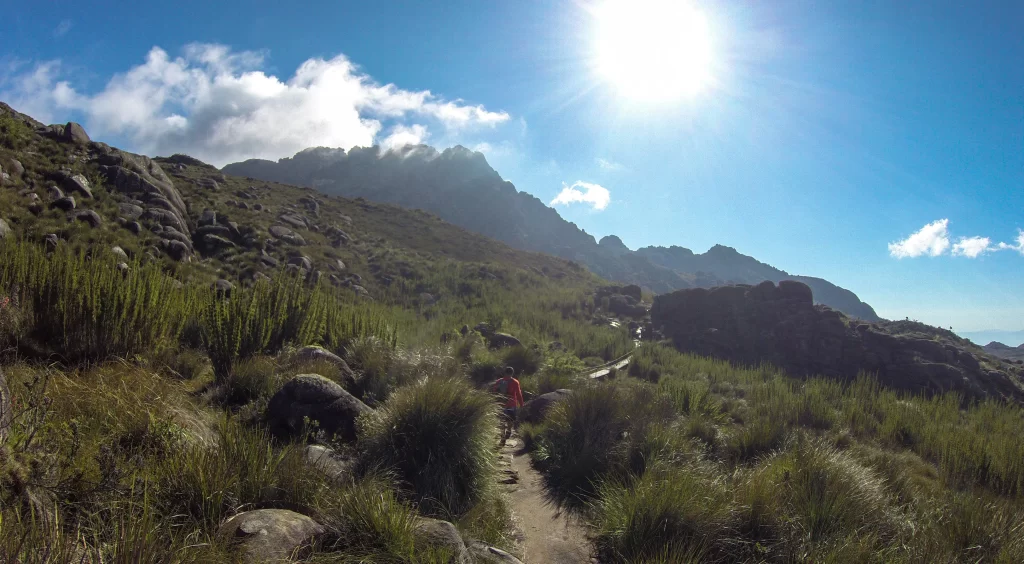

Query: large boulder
[217,509,324,563]
[293,346,355,382]
[75,210,102,228]
[61,173,93,199]
[303,444,353,482]
[488,333,522,349]
[607,294,647,317]
[266,374,370,441]
[269,225,305,246]
[521,389,572,423]
[0,219,10,240]
[51,196,76,211]
[63,122,90,144]
[414,518,470,564]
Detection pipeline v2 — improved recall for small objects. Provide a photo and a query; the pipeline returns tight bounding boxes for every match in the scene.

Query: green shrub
[0,113,29,150]
[592,465,733,563]
[348,339,456,406]
[501,345,542,376]
[358,377,495,517]
[765,439,903,546]
[155,418,317,530]
[725,415,789,464]
[533,382,676,514]
[0,242,193,363]
[159,348,212,381]
[216,355,281,405]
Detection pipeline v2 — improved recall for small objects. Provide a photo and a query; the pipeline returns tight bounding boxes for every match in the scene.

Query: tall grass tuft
[0,241,192,363]
[532,382,677,515]
[358,377,495,517]
[592,465,733,563]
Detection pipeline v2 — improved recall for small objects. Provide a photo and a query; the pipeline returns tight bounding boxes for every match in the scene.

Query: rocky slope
[651,281,1024,401]
[0,102,590,297]
[223,146,880,320]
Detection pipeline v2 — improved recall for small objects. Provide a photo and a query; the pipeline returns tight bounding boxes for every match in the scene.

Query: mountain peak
[598,235,631,254]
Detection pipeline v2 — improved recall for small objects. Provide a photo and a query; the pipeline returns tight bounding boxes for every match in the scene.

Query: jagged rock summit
[224,146,880,320]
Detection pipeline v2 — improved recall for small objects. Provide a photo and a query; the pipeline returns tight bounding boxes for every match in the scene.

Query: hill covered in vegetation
[223,145,880,321]
[4,101,1024,563]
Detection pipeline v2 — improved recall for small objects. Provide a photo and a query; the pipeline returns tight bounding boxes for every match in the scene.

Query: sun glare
[592,0,715,103]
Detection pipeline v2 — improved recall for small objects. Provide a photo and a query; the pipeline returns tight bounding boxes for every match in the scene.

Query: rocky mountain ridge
[223,145,880,320]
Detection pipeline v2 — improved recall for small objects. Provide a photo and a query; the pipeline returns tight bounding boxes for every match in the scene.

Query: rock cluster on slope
[651,280,1024,401]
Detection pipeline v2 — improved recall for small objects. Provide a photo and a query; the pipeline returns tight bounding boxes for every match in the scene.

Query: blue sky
[2,0,1022,332]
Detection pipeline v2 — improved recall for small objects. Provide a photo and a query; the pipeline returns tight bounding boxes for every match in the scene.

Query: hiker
[491,366,524,446]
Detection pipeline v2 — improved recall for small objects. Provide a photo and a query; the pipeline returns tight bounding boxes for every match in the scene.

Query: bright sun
[592,0,715,103]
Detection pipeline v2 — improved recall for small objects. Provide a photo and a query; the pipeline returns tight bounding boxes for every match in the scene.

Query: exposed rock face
[266,374,370,441]
[652,281,1024,401]
[0,219,10,240]
[96,148,192,238]
[218,509,324,563]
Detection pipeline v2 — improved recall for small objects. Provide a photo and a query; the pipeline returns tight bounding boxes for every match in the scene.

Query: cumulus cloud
[888,219,951,258]
[381,124,428,151]
[596,157,625,171]
[997,230,1024,255]
[951,236,992,258]
[889,220,1022,259]
[0,44,510,166]
[550,181,611,211]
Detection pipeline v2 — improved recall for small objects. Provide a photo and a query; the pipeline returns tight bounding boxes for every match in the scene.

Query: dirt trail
[499,436,593,563]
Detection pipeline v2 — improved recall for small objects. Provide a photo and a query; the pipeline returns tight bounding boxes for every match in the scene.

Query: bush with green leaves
[358,377,495,517]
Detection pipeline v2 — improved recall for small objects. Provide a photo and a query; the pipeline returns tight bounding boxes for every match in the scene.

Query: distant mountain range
[960,330,1024,349]
[224,145,880,321]
[982,341,1024,363]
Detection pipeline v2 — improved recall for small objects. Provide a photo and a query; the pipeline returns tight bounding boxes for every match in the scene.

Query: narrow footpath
[498,435,593,563]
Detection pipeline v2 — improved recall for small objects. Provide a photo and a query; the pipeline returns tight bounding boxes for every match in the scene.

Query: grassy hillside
[4,102,1024,562]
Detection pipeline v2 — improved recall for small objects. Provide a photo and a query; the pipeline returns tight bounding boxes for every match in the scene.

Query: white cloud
[997,230,1024,255]
[951,236,992,258]
[888,219,950,258]
[596,157,625,171]
[0,44,510,166]
[550,181,611,211]
[381,124,428,151]
[889,221,1024,260]
[53,20,73,37]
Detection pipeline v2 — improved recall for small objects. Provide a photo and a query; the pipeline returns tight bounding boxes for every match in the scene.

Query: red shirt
[493,377,524,408]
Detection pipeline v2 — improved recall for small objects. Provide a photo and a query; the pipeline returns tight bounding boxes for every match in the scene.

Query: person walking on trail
[492,366,524,446]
